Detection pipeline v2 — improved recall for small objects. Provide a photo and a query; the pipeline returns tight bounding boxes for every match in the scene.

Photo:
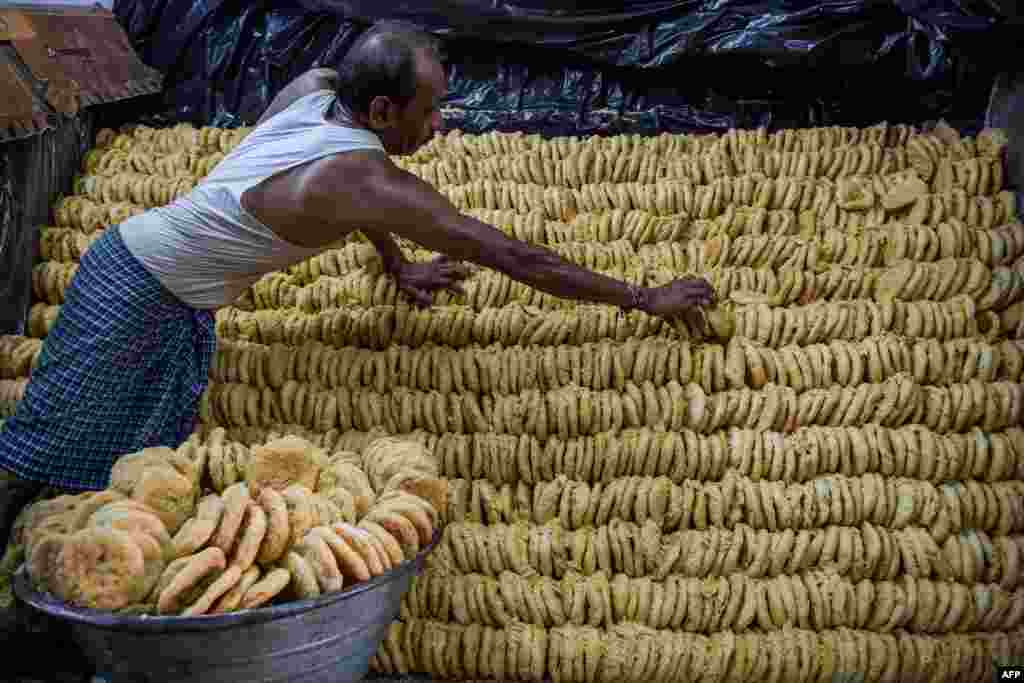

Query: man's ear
[367,96,396,130]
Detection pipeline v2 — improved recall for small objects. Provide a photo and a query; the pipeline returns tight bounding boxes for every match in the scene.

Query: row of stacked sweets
[12,433,445,615]
[27,213,1024,317]
[9,329,1024,428]
[3,118,1024,683]
[27,132,1022,341]
[177,425,1024,682]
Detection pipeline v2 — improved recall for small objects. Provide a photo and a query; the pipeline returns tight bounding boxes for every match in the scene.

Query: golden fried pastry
[398,478,448,519]
[296,529,344,592]
[314,526,371,583]
[89,502,173,561]
[157,547,227,614]
[333,522,385,576]
[366,510,419,559]
[54,527,148,610]
[131,466,196,534]
[230,503,268,570]
[256,487,290,565]
[182,565,243,616]
[371,493,435,545]
[69,490,126,531]
[245,436,322,495]
[317,487,357,524]
[109,447,177,495]
[11,497,75,549]
[308,493,344,527]
[284,550,321,600]
[316,462,375,517]
[239,567,291,610]
[211,483,251,554]
[128,530,167,599]
[169,493,224,559]
[211,565,261,613]
[281,484,317,549]
[27,533,67,594]
[358,520,404,568]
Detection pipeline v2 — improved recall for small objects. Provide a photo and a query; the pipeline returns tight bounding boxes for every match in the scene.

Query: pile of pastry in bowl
[14,434,446,615]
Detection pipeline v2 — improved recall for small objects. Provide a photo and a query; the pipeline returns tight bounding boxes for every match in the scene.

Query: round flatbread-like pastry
[169,493,223,559]
[284,550,321,600]
[315,526,372,583]
[316,462,375,517]
[55,526,148,610]
[369,510,420,559]
[309,493,344,526]
[333,522,385,576]
[89,502,173,561]
[157,547,227,614]
[296,529,344,593]
[211,483,252,555]
[256,486,290,565]
[231,503,268,570]
[211,565,261,613]
[359,520,405,567]
[129,530,168,600]
[239,567,291,610]
[373,492,436,544]
[282,484,317,549]
[182,565,243,617]
[27,533,67,594]
[109,447,177,495]
[69,490,126,531]
[245,435,322,495]
[317,487,357,524]
[131,466,196,534]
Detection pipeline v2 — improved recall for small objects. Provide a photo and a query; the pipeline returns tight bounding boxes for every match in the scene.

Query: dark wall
[0,114,93,335]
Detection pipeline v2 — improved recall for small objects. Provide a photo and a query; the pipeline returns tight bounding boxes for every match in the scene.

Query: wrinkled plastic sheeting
[112,0,1021,136]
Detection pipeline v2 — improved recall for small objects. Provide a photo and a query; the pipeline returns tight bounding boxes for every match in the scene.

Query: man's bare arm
[256,68,339,126]
[365,231,405,274]
[314,153,652,310]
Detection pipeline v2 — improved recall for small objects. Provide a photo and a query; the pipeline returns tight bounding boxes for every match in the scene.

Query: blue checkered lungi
[0,226,216,491]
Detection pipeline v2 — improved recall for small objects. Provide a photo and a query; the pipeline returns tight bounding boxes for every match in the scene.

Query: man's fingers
[679,278,716,304]
[434,255,471,277]
[401,285,433,308]
[445,263,472,279]
[681,306,706,335]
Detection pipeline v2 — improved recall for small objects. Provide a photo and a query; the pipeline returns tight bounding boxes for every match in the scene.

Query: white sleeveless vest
[119,90,384,309]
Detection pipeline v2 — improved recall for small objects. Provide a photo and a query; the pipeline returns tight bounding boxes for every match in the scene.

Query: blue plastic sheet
[110,0,1021,136]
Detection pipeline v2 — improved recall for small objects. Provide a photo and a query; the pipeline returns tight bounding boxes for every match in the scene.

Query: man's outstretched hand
[395,255,471,307]
[640,277,717,327]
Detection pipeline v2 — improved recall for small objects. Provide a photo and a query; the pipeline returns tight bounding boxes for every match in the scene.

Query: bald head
[335,20,443,118]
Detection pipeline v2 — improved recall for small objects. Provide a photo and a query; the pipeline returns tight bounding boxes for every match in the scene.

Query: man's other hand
[642,277,717,321]
[395,255,470,307]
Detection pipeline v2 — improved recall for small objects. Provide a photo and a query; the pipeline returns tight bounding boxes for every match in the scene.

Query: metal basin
[13,531,439,683]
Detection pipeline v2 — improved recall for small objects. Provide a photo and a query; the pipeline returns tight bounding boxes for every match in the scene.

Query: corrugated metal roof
[0,45,54,142]
[0,5,162,142]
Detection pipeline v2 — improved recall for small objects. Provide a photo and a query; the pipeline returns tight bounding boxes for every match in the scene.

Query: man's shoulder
[315,148,396,181]
[298,67,338,88]
[303,149,401,202]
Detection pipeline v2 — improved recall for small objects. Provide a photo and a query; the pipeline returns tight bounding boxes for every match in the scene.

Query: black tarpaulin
[112,0,1021,136]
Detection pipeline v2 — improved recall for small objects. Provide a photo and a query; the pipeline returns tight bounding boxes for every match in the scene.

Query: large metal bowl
[13,531,439,683]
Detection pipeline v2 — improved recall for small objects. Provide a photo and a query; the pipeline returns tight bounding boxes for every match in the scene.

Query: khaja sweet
[10,435,443,615]
[1,119,1023,681]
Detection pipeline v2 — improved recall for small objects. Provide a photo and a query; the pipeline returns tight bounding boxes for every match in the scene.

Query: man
[0,21,714,542]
